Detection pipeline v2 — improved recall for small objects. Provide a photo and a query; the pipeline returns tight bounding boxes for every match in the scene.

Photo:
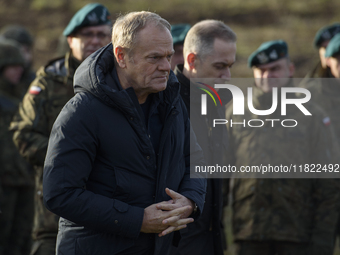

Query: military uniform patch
[323,116,331,126]
[100,9,108,22]
[87,12,99,25]
[269,50,278,59]
[29,86,42,95]
[257,52,269,64]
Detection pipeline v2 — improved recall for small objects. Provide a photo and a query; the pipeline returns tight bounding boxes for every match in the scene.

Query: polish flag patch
[29,86,42,95]
[323,116,331,126]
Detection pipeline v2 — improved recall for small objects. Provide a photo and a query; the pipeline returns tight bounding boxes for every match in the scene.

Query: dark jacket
[170,65,229,255]
[43,43,206,255]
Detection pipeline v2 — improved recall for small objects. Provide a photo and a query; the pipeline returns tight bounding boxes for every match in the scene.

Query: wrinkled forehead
[137,23,171,39]
[134,24,173,49]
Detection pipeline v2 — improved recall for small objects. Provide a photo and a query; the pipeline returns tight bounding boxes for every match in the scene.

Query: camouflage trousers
[234,241,310,255]
[30,238,56,255]
[0,185,34,255]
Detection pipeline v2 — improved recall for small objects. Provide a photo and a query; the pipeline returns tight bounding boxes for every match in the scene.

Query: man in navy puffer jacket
[43,11,206,255]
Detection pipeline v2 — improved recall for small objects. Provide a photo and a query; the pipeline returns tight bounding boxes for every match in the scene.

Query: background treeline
[0,0,339,77]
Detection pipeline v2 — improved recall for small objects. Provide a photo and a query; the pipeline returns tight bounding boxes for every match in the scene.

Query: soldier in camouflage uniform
[9,3,112,255]
[301,33,340,252]
[0,25,36,94]
[0,39,34,255]
[171,20,236,255]
[301,34,340,148]
[305,23,340,79]
[226,40,339,255]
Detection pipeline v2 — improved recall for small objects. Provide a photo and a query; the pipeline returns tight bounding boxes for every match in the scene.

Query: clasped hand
[140,188,195,237]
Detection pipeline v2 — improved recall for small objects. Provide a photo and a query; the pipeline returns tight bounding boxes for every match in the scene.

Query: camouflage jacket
[301,79,340,145]
[9,51,79,239]
[0,77,34,187]
[225,85,339,252]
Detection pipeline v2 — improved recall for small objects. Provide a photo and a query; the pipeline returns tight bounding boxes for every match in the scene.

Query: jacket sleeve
[177,99,207,217]
[10,76,50,167]
[43,96,144,240]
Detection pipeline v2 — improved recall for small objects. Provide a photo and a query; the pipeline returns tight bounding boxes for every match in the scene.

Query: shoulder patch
[29,86,42,95]
[323,116,331,126]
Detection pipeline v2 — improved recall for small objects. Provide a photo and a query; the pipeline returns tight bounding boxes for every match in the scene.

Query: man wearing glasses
[9,3,111,255]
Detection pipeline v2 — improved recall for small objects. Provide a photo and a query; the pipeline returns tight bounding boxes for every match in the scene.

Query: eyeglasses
[76,32,110,41]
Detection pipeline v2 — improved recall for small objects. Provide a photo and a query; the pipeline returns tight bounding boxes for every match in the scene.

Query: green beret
[0,25,33,47]
[0,38,25,69]
[313,23,340,49]
[171,24,191,45]
[63,3,111,37]
[248,40,288,68]
[325,33,340,57]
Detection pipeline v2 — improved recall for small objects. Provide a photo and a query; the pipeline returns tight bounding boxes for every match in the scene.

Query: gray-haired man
[171,20,237,255]
[43,11,206,255]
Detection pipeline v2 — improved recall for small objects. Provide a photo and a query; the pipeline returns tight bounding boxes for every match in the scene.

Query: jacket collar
[39,50,80,86]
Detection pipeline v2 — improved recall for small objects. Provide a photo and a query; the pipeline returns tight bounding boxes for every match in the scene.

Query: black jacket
[170,65,230,255]
[43,44,206,255]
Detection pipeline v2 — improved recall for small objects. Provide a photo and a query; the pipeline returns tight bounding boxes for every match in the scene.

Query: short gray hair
[183,20,237,60]
[112,11,171,55]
